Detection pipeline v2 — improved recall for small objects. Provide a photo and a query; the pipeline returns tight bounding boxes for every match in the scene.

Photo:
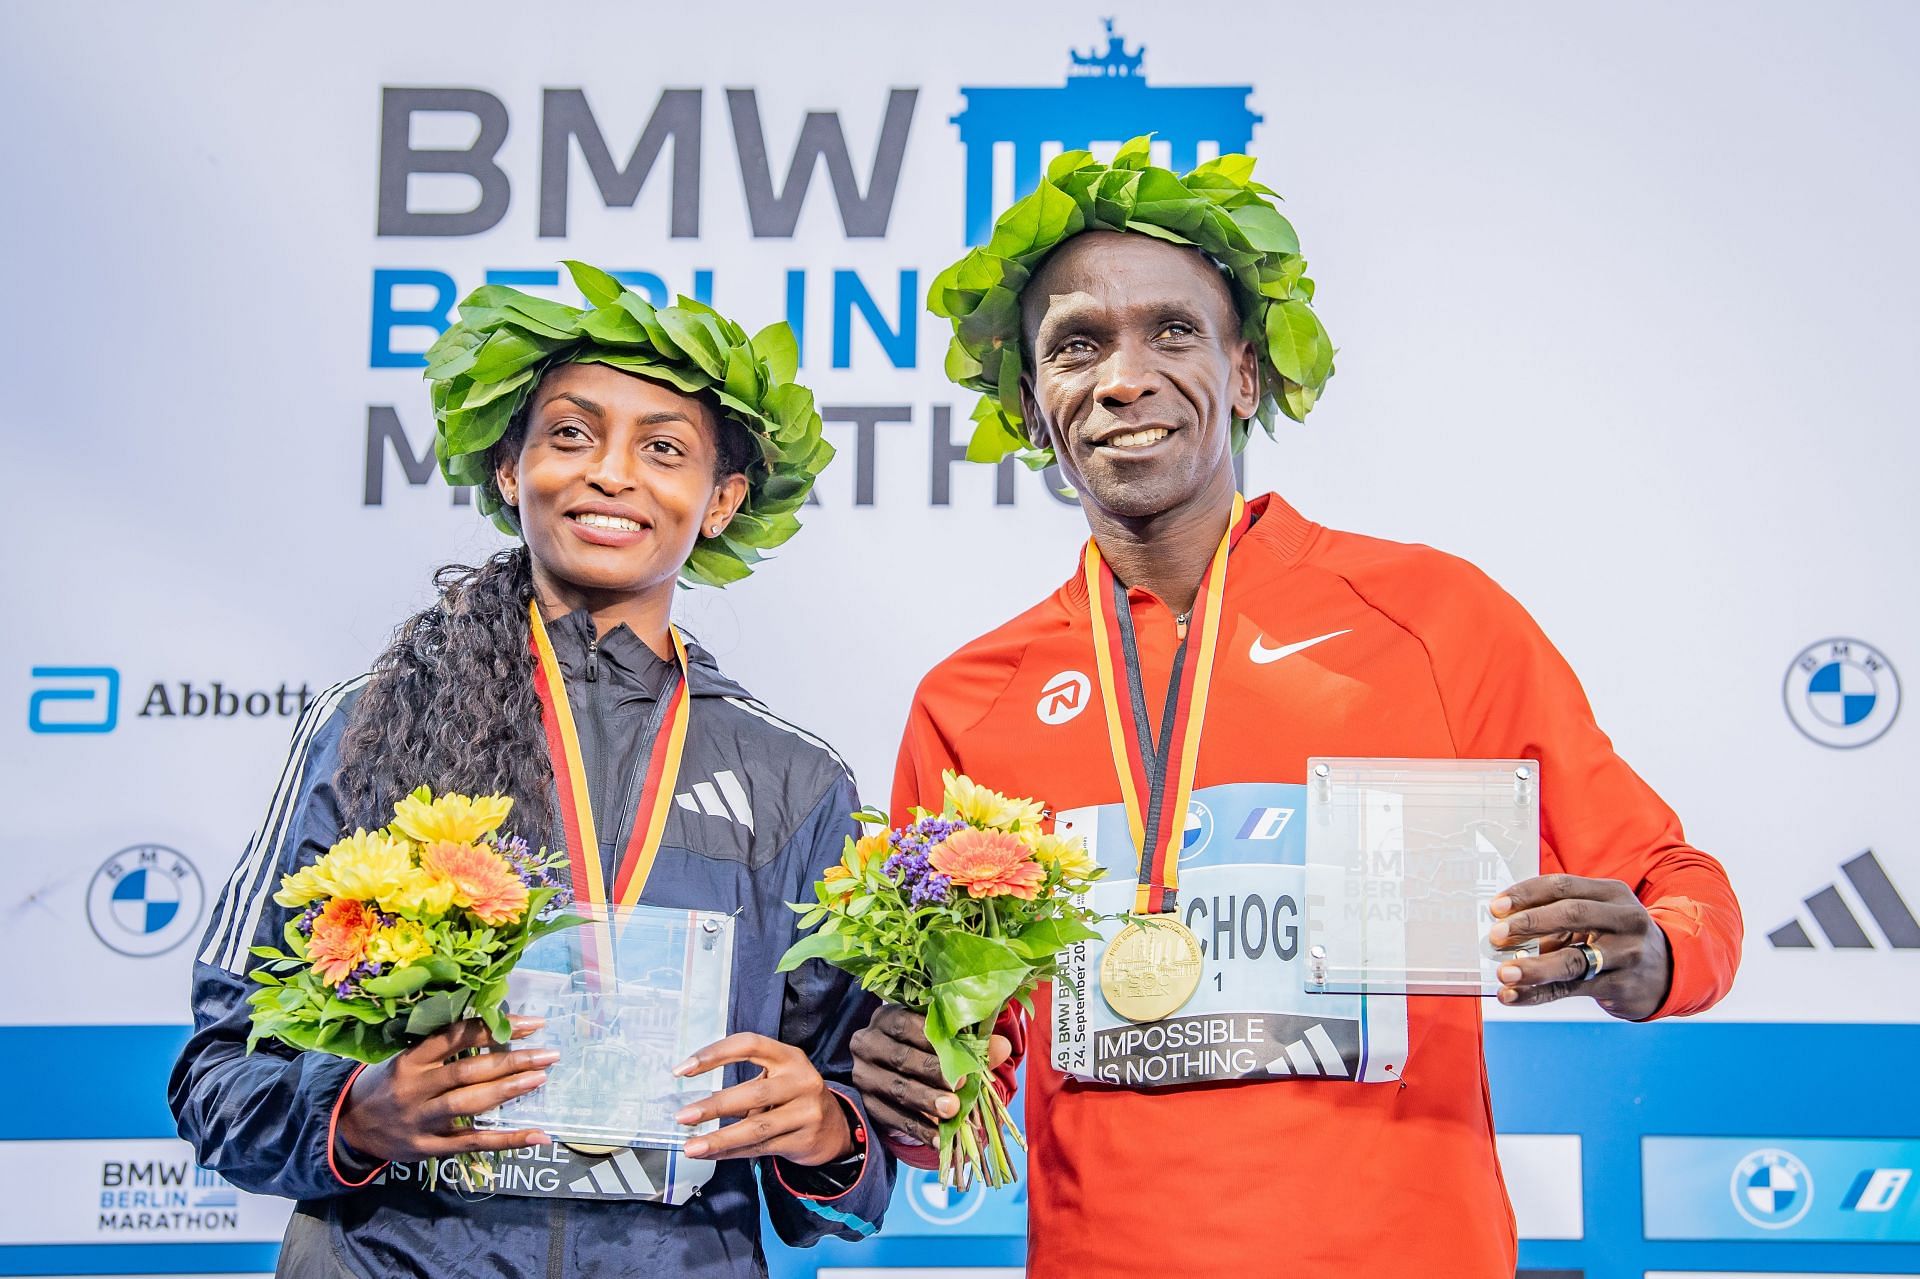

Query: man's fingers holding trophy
[1490,873,1675,1020]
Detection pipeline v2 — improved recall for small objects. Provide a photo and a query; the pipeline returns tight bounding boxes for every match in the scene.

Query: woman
[169,263,890,1277]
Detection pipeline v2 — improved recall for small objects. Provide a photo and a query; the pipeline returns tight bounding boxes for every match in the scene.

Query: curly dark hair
[334,369,757,833]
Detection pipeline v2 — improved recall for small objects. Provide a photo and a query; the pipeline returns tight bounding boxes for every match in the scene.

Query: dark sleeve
[166,678,389,1200]
[758,773,896,1246]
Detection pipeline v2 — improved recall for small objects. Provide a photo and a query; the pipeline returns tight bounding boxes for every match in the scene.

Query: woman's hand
[671,1033,853,1166]
[336,1016,555,1162]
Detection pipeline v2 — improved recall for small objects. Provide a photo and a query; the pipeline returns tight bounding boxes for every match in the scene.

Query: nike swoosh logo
[1249,629,1352,665]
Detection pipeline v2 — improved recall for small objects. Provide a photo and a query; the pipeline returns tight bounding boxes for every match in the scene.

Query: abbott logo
[28,666,119,733]
[1037,671,1091,726]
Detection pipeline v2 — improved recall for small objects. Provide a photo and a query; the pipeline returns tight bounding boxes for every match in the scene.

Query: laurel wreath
[929,136,1335,469]
[424,260,830,588]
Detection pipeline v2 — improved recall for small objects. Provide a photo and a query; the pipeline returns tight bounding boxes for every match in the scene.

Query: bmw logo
[86,844,204,957]
[1784,638,1900,749]
[1177,799,1214,863]
[904,1166,987,1226]
[1731,1148,1814,1229]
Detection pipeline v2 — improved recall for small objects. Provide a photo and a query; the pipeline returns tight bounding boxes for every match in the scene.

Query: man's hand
[672,1033,852,1166]
[1490,874,1673,1020]
[850,1004,1013,1146]
[337,1016,554,1162]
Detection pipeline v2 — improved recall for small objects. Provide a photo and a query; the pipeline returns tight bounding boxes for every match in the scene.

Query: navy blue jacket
[169,612,891,1277]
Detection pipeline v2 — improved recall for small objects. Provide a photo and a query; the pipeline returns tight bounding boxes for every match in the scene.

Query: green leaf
[1228,204,1300,254]
[923,931,1029,1029]
[749,322,799,384]
[1265,299,1323,385]
[361,965,432,999]
[563,259,626,309]
[986,180,1081,259]
[659,309,726,378]
[1007,915,1101,963]
[1112,134,1154,170]
[404,988,470,1038]
[777,927,858,973]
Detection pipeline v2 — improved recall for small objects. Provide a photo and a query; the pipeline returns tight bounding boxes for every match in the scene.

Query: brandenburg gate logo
[952,19,1263,244]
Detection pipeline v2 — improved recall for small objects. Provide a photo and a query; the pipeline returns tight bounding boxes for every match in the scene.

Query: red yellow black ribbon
[527,600,692,911]
[1084,494,1248,915]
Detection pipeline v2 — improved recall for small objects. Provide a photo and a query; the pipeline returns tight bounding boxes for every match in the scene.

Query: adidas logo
[1769,850,1920,950]
[674,769,754,833]
[1262,1022,1350,1078]
[568,1146,660,1196]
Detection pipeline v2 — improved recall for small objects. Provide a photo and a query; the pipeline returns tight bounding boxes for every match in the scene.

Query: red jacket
[891,493,1741,1278]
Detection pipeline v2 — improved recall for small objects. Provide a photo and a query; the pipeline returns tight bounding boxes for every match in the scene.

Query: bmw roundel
[1731,1148,1814,1229]
[1785,638,1900,749]
[87,844,204,957]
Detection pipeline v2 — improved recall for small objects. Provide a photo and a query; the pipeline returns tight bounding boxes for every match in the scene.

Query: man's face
[1020,231,1259,520]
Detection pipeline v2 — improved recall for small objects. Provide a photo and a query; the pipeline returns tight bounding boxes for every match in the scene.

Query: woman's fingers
[428,1069,551,1130]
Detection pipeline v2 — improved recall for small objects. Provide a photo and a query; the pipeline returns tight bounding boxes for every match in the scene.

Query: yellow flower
[384,867,457,920]
[390,788,514,847]
[275,830,416,908]
[942,770,1044,831]
[365,920,432,966]
[1026,830,1100,882]
[273,861,329,909]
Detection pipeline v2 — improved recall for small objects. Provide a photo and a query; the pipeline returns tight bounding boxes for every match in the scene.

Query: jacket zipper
[606,665,682,863]
[585,636,599,681]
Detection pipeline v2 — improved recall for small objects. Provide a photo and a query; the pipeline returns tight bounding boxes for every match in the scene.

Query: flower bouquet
[778,772,1104,1188]
[246,787,575,1063]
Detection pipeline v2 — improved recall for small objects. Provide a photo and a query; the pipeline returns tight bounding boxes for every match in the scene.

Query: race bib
[1052,781,1408,1087]
[376,1142,717,1204]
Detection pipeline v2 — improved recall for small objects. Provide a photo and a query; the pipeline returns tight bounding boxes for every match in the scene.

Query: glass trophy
[1303,758,1539,996]
[474,902,735,1150]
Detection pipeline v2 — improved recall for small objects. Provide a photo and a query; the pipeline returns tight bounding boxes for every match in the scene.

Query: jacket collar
[1058,490,1319,610]
[541,607,749,700]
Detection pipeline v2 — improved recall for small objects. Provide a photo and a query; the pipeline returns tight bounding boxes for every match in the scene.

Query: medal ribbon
[1084,494,1248,915]
[527,600,692,910]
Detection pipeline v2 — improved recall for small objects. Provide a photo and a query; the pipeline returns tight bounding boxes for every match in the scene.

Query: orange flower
[308,898,375,984]
[420,841,529,925]
[930,828,1046,901]
[823,863,851,883]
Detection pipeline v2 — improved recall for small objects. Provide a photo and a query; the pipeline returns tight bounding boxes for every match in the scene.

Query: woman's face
[495,362,748,599]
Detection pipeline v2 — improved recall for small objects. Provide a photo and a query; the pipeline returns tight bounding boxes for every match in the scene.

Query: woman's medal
[528,602,695,1155]
[1086,495,1248,1024]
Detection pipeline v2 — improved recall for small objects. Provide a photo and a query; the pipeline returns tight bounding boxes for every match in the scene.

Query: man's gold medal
[1099,917,1204,1023]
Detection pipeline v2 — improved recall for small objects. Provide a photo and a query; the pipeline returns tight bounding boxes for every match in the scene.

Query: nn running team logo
[1784,638,1900,749]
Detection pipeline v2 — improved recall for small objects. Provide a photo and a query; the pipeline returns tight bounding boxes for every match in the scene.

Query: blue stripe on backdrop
[4,1024,1917,1278]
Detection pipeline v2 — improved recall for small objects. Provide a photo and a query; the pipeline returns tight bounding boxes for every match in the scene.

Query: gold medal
[562,1142,621,1157]
[1099,916,1203,1023]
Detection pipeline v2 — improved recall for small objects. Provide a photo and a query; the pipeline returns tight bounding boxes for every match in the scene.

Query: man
[852,141,1741,1277]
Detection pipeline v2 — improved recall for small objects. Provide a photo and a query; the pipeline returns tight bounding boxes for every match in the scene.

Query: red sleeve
[1351,549,1744,1019]
[886,681,1029,1170]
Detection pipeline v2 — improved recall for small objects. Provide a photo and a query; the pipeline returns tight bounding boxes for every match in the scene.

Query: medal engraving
[1099,917,1203,1023]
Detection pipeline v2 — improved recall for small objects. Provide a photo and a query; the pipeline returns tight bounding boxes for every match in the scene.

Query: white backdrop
[5,4,1916,1276]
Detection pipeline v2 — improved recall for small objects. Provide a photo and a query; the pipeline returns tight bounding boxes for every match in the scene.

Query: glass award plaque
[474,903,735,1150]
[1303,758,1539,997]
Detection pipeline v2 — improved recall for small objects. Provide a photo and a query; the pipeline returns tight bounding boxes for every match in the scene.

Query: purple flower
[334,959,385,1000]
[295,901,324,937]
[910,874,953,907]
[492,833,573,914]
